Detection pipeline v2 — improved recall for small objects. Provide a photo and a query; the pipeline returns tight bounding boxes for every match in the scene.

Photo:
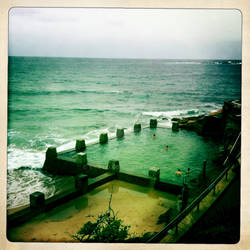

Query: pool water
[86,128,220,184]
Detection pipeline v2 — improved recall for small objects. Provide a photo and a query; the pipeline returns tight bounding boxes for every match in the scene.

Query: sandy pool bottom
[8,180,178,242]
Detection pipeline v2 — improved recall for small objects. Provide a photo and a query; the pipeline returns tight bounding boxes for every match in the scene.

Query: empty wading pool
[85,127,219,185]
[7,179,178,242]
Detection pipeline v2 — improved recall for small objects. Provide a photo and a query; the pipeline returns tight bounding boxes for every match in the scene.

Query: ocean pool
[86,127,220,185]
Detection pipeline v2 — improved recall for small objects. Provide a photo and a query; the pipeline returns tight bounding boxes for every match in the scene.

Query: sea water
[7,57,241,208]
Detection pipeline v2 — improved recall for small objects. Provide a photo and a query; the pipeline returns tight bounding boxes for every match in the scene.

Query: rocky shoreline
[172,99,241,150]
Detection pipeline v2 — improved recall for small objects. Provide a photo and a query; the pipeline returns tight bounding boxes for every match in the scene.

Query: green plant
[72,190,155,243]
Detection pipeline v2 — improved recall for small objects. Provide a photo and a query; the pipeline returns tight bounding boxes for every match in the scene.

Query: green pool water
[86,128,220,185]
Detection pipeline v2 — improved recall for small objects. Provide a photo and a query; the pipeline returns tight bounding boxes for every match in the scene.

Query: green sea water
[7,57,241,208]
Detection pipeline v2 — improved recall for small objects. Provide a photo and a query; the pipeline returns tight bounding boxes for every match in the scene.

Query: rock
[172,121,179,132]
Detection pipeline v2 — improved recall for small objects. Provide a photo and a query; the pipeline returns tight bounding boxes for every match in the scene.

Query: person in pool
[176,169,182,176]
[152,134,156,139]
[164,145,169,150]
[186,168,191,175]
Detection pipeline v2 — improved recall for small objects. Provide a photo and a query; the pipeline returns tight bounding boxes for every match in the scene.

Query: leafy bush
[72,192,155,243]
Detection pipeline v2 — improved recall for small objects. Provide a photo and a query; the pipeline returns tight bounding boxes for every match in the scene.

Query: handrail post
[213,185,216,195]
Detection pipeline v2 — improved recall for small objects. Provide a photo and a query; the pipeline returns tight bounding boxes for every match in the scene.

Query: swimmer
[186,168,191,175]
[176,169,182,176]
[164,145,169,150]
[152,134,156,139]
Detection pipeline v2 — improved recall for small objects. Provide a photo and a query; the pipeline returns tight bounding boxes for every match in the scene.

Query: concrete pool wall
[7,167,183,229]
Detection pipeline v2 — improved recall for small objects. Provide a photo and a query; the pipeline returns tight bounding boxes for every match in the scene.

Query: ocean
[7,57,241,209]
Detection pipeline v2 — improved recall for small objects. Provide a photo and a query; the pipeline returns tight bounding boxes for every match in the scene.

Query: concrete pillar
[148,167,160,181]
[43,147,58,173]
[75,174,88,193]
[116,128,124,138]
[150,119,157,128]
[75,139,86,152]
[76,152,87,165]
[172,121,179,132]
[134,123,141,133]
[99,133,108,144]
[46,146,57,161]
[108,160,120,173]
[30,191,45,208]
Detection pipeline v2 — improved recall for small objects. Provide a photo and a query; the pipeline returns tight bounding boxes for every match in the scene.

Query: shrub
[72,191,155,243]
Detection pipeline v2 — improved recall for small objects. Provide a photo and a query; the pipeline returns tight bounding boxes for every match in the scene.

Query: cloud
[8,8,242,59]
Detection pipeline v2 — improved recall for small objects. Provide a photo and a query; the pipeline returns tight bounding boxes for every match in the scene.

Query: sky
[8,8,242,59]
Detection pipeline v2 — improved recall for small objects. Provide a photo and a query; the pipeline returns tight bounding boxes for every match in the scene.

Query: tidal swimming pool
[86,128,220,185]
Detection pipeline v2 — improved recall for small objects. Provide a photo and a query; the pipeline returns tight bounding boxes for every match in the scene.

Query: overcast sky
[8,8,242,59]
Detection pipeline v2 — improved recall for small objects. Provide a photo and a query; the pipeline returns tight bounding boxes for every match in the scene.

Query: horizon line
[8,55,242,60]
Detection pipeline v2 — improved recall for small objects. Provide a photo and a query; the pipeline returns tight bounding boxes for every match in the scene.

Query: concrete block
[99,133,108,144]
[75,174,88,193]
[116,128,124,138]
[43,147,58,173]
[46,146,57,160]
[150,119,157,128]
[108,160,120,173]
[75,139,86,152]
[134,123,141,133]
[30,191,45,208]
[76,152,87,165]
[149,167,160,180]
[172,121,179,131]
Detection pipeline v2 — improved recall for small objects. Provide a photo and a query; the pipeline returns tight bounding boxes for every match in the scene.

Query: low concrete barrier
[99,133,108,144]
[150,119,157,128]
[134,123,142,133]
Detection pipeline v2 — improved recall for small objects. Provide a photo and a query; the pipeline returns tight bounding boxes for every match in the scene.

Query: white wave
[163,61,203,65]
[157,121,172,128]
[7,148,45,170]
[7,168,56,209]
[57,127,118,152]
[142,109,200,118]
